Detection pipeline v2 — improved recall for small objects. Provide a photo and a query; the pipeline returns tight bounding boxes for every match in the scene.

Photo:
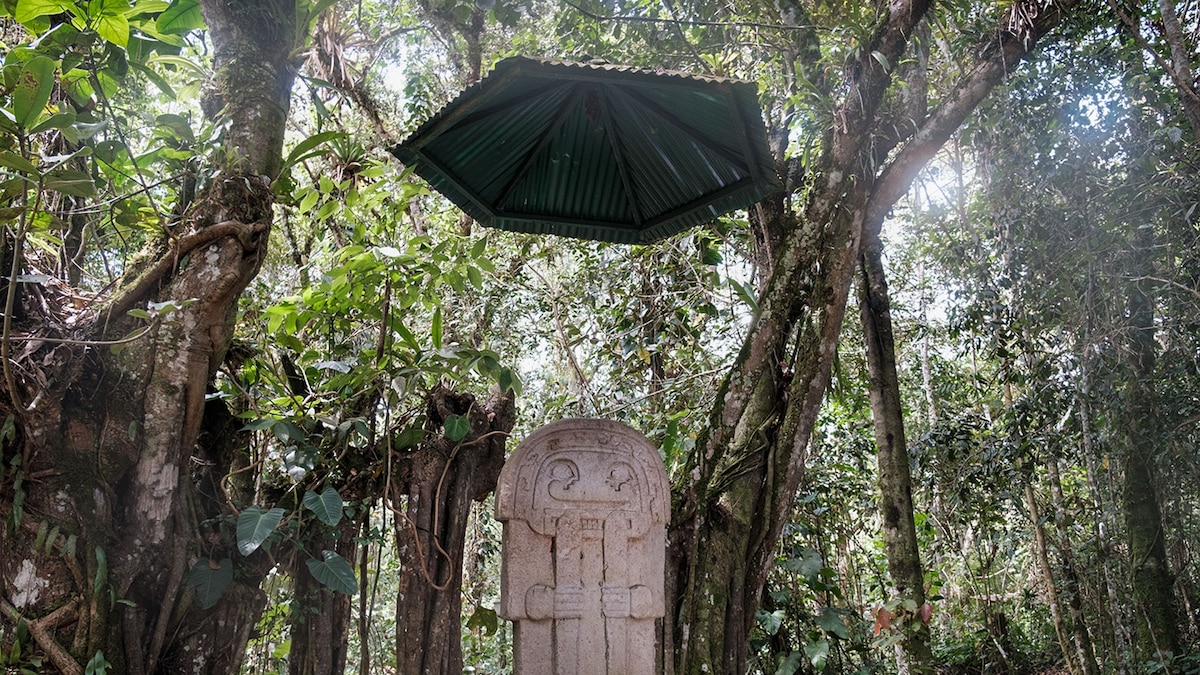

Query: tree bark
[393,386,515,675]
[0,2,299,672]
[1047,461,1101,675]
[858,232,934,673]
[1025,482,1079,675]
[1122,223,1180,659]
[287,524,359,675]
[1156,0,1200,137]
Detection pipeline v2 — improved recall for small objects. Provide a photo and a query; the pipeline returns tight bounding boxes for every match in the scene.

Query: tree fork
[669,0,1080,671]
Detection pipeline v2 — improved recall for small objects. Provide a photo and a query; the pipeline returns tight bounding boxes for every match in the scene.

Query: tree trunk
[858,232,934,673]
[287,524,359,675]
[1122,223,1180,659]
[1047,461,1100,675]
[666,1,1078,671]
[0,2,299,672]
[1025,482,1079,675]
[393,386,515,675]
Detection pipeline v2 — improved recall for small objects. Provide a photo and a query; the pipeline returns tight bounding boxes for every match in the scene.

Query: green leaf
[395,422,425,450]
[0,413,14,444]
[280,130,345,174]
[186,558,232,609]
[497,367,522,395]
[302,487,344,527]
[155,0,203,34]
[11,55,57,130]
[444,413,470,442]
[92,546,107,602]
[757,608,785,635]
[240,417,276,432]
[732,279,758,312]
[270,639,291,659]
[83,650,111,675]
[154,113,194,142]
[0,151,40,176]
[94,11,130,47]
[236,506,285,556]
[774,651,803,675]
[466,605,499,635]
[297,189,319,214]
[28,111,76,134]
[431,307,443,349]
[305,550,357,595]
[34,520,48,549]
[466,265,483,289]
[815,608,850,640]
[804,638,829,671]
[14,0,74,23]
[272,420,305,443]
[44,170,97,197]
[128,61,176,98]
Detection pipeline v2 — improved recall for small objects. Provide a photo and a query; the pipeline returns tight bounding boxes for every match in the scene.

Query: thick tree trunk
[0,2,298,673]
[858,234,934,673]
[393,386,515,675]
[1122,224,1180,659]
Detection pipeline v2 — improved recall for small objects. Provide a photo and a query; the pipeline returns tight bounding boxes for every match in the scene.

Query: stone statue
[496,419,670,674]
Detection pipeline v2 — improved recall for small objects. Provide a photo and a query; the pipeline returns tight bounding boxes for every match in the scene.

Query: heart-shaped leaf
[444,413,470,442]
[186,557,232,609]
[236,506,285,556]
[302,486,344,527]
[305,550,356,595]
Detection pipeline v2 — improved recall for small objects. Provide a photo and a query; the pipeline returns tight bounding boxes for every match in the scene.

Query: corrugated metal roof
[391,56,781,244]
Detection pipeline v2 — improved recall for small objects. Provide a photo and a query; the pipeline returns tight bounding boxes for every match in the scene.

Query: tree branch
[98,220,268,328]
[0,598,83,675]
[865,0,1080,232]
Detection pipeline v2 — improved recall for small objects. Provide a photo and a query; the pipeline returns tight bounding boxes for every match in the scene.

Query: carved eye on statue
[606,464,633,492]
[548,459,579,489]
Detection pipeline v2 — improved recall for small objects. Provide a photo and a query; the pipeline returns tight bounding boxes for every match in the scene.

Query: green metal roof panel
[391,57,781,244]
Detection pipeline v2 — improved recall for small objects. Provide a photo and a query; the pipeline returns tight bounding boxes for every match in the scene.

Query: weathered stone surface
[496,419,669,674]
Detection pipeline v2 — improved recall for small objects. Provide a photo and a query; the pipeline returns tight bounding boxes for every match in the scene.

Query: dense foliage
[0,0,1197,673]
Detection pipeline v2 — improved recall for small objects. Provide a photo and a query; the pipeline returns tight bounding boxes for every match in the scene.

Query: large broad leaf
[236,506,285,556]
[774,651,803,675]
[815,608,850,640]
[302,486,344,527]
[45,169,97,197]
[94,11,129,47]
[803,638,829,671]
[305,550,357,595]
[11,55,56,130]
[186,558,232,609]
[155,0,203,34]
[14,0,75,23]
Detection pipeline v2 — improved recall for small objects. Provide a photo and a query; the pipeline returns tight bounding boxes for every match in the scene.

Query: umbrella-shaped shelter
[391,57,780,244]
